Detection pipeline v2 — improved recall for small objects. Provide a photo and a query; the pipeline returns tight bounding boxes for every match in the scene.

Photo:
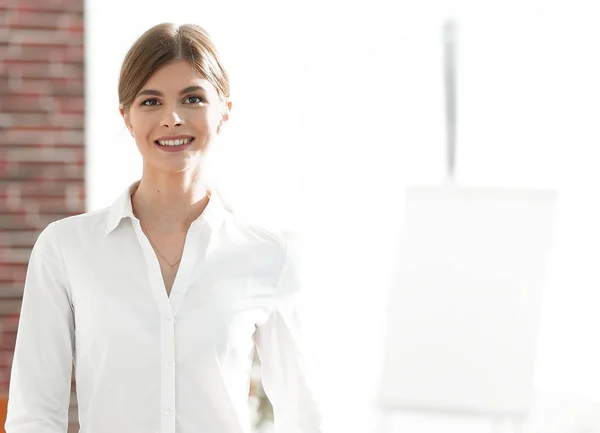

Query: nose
[161,109,185,128]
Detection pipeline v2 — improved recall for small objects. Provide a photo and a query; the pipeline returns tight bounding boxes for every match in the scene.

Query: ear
[217,101,232,134]
[119,104,134,136]
[222,100,232,123]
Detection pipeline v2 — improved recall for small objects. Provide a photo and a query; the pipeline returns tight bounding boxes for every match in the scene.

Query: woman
[6,23,322,433]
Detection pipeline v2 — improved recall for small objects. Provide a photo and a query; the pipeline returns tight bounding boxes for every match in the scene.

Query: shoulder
[223,209,285,246]
[222,213,303,290]
[43,206,112,244]
[29,210,109,269]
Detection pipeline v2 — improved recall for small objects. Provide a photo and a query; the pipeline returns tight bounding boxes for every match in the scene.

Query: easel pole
[443,19,457,184]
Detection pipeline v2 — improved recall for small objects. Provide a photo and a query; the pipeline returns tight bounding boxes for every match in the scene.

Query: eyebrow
[135,85,207,98]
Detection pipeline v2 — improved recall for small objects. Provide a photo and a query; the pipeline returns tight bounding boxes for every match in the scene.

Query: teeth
[157,138,192,146]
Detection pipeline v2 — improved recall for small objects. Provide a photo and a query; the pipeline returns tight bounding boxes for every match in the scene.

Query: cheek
[189,112,217,133]
[130,111,157,134]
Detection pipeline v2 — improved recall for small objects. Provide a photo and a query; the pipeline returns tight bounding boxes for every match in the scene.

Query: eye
[184,95,205,104]
[141,98,161,107]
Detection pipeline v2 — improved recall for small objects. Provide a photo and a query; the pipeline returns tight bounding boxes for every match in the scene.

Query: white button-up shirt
[6,183,322,433]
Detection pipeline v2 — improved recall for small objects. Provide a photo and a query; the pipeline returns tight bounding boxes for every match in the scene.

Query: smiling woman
[5,22,323,433]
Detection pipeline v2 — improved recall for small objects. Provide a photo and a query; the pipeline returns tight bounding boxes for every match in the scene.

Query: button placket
[160,311,177,433]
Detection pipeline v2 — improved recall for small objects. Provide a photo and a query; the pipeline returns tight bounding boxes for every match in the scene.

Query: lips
[154,137,195,153]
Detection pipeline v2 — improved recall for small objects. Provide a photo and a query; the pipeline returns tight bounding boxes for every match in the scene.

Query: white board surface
[378,185,557,419]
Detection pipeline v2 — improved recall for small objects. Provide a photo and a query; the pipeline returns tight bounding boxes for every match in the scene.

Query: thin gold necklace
[140,223,181,268]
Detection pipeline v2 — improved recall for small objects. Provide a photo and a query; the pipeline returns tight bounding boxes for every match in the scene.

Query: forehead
[142,60,217,95]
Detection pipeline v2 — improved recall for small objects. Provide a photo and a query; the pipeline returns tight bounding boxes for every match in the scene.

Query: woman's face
[121,60,230,174]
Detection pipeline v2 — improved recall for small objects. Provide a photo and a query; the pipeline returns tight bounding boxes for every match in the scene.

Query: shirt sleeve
[254,238,323,433]
[5,222,75,433]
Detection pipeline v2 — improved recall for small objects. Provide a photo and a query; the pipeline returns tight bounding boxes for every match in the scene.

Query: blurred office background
[2,0,600,432]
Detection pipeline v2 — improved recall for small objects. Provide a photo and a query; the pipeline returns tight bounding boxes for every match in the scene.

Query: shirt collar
[105,181,229,235]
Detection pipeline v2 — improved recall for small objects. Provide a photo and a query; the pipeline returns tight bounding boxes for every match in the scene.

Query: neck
[131,168,210,233]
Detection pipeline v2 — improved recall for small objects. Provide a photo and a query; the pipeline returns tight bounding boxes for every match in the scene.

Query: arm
[5,222,75,433]
[254,238,323,433]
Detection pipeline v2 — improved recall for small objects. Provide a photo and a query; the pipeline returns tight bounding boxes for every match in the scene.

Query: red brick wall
[0,1,85,431]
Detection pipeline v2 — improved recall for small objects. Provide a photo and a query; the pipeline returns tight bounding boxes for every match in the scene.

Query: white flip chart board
[378,185,557,419]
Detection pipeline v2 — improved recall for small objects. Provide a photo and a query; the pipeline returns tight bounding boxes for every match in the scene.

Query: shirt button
[166,361,173,369]
[165,409,173,417]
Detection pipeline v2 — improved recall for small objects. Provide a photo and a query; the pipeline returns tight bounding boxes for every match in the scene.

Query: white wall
[86,1,600,432]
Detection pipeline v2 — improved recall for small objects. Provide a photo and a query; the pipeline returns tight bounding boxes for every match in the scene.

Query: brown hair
[118,23,230,112]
